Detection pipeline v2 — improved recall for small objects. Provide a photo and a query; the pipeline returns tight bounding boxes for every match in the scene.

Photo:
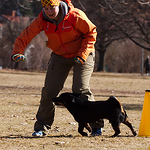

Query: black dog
[52,93,137,137]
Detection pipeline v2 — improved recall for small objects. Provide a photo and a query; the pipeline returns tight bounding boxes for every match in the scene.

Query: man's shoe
[32,131,46,137]
[91,128,102,136]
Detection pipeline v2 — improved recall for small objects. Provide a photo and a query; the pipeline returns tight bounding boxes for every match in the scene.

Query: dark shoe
[91,128,102,136]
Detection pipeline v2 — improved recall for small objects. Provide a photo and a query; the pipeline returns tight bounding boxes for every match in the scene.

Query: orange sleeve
[74,9,97,61]
[12,14,44,55]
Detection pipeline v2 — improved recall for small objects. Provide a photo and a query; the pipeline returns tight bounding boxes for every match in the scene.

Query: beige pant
[34,52,104,131]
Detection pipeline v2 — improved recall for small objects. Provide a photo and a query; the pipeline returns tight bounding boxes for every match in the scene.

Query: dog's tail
[107,96,126,122]
[107,96,125,114]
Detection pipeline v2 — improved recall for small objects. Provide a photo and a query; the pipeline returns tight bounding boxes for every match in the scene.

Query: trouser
[34,52,104,131]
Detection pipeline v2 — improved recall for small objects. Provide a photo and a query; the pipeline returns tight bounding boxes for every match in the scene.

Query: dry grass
[0,69,150,150]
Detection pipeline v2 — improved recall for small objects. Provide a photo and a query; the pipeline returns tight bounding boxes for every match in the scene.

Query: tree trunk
[97,50,106,71]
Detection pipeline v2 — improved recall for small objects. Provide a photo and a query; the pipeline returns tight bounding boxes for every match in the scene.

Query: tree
[72,0,150,71]
[1,0,150,72]
[0,0,42,16]
[0,0,44,69]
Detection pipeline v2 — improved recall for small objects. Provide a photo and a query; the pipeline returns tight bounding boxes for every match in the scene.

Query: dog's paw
[81,132,88,136]
[109,135,116,138]
[133,131,137,136]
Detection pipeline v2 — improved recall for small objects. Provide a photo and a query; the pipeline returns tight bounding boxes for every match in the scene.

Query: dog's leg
[110,123,121,137]
[123,119,137,136]
[78,123,88,136]
[123,111,137,136]
[85,123,92,133]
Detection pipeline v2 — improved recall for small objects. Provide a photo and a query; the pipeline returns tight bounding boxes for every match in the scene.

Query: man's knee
[72,88,94,101]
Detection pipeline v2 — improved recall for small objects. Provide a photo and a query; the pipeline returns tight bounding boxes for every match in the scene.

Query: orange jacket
[12,3,97,62]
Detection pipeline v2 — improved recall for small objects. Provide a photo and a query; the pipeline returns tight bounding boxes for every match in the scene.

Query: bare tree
[72,0,150,71]
[1,0,150,72]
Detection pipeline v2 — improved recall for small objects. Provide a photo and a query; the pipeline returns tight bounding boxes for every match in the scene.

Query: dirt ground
[0,69,150,150]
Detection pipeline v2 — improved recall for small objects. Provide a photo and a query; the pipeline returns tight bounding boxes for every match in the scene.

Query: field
[0,69,150,150]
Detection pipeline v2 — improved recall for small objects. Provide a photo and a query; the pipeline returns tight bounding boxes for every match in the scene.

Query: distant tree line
[0,0,150,73]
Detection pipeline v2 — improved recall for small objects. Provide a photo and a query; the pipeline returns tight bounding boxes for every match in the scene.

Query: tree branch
[78,0,86,11]
[104,0,128,15]
[137,0,150,5]
[16,0,30,10]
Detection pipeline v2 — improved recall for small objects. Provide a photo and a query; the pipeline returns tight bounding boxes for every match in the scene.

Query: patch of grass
[0,69,150,150]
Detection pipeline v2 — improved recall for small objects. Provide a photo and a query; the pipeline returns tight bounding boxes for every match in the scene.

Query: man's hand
[11,54,26,62]
[74,56,85,65]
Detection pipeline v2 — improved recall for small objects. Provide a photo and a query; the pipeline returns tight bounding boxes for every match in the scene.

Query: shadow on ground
[0,134,136,139]
[122,104,143,111]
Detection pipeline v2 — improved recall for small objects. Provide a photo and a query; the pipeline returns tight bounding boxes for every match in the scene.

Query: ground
[0,69,150,150]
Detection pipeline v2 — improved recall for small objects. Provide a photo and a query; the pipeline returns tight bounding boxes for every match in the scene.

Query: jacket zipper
[46,21,71,57]
[55,25,58,32]
[46,23,49,30]
[57,22,70,57]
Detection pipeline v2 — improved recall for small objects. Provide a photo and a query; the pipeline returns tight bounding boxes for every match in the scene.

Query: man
[11,0,104,137]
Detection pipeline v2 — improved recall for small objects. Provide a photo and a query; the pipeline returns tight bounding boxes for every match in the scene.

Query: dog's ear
[72,98,76,103]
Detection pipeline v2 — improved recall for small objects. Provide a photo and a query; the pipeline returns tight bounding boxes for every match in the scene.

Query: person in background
[11,0,104,137]
[144,55,150,75]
